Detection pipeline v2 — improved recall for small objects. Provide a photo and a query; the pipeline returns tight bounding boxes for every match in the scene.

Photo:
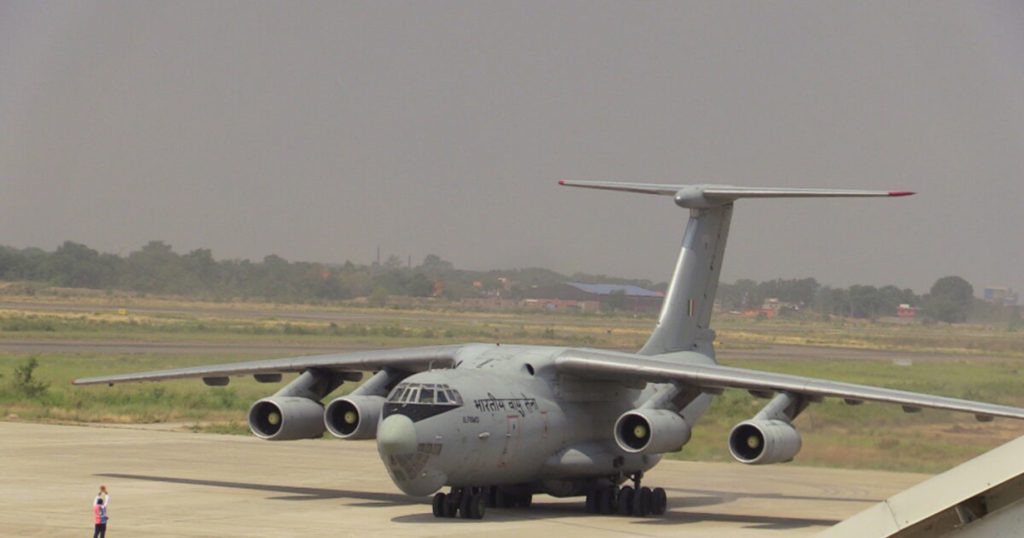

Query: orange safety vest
[94,504,107,524]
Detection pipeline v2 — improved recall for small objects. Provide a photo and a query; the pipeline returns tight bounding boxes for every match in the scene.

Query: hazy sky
[2,1,1022,293]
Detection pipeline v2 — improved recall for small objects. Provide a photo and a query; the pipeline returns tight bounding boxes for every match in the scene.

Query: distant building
[983,287,1019,307]
[520,282,663,313]
[519,298,601,312]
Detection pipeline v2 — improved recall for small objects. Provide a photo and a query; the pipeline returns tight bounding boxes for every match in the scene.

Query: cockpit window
[387,382,462,406]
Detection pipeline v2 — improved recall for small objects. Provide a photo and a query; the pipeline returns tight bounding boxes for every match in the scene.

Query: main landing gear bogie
[431,480,666,520]
[585,473,667,517]
[432,486,533,520]
[585,485,667,517]
[432,487,485,519]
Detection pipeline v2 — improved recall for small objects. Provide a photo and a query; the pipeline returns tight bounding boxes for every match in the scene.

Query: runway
[0,421,928,537]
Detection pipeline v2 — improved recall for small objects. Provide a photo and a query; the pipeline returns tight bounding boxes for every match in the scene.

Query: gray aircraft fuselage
[377,343,713,497]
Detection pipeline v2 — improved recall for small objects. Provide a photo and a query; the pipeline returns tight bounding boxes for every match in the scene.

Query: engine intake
[248,396,325,441]
[728,419,802,464]
[324,395,385,439]
[614,409,691,454]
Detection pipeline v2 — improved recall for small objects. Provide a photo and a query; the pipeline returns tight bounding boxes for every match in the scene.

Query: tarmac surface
[0,421,929,538]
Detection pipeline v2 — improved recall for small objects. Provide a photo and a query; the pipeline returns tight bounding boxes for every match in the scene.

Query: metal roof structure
[566,282,662,298]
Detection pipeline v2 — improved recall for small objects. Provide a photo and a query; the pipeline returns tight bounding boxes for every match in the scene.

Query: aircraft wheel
[468,492,487,520]
[651,487,667,516]
[633,486,651,517]
[617,486,634,516]
[516,493,533,509]
[459,491,474,519]
[598,486,616,514]
[432,493,446,518]
[585,490,598,513]
[444,492,460,518]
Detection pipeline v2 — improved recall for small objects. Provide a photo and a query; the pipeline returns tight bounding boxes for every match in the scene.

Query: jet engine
[728,419,802,465]
[614,409,692,454]
[324,395,385,439]
[248,396,326,441]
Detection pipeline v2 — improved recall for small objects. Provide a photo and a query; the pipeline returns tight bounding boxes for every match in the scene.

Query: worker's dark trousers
[93,523,107,538]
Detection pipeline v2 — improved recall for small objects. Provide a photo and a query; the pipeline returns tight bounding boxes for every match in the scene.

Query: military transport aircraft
[75,182,1024,520]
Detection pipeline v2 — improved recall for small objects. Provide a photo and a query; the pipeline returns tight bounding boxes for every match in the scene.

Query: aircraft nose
[377,414,417,455]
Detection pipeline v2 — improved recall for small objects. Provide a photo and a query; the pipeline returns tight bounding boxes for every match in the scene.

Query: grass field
[1,294,1022,473]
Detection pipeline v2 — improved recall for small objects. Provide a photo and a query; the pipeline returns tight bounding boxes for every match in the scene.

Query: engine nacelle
[248,396,325,441]
[728,419,802,464]
[614,409,692,454]
[324,395,385,440]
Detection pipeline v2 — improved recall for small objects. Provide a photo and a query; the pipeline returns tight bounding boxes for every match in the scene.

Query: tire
[444,494,459,518]
[585,491,598,513]
[432,493,446,518]
[617,487,634,516]
[651,487,667,516]
[633,487,650,517]
[469,493,487,520]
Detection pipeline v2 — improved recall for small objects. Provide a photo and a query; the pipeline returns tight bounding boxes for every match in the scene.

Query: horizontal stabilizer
[559,180,913,209]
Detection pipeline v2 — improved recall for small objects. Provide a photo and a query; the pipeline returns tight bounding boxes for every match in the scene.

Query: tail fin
[560,181,913,357]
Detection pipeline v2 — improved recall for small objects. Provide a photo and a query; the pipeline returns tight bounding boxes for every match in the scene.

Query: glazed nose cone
[377,414,417,455]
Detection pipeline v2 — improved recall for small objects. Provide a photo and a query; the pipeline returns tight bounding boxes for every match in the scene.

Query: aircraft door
[499,415,522,467]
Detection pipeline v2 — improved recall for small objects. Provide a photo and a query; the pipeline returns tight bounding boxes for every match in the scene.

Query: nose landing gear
[584,472,667,517]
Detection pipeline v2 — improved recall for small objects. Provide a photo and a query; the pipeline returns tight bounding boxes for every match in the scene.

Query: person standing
[93,485,109,509]
[93,497,108,538]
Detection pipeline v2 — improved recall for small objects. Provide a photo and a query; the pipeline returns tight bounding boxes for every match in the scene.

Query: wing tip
[888,191,916,197]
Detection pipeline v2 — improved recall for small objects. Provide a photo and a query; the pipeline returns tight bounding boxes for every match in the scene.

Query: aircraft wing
[72,345,462,386]
[555,350,1024,421]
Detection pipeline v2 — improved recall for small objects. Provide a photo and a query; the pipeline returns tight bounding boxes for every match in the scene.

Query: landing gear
[651,486,667,515]
[432,486,532,520]
[432,492,446,517]
[617,486,634,516]
[459,490,486,519]
[431,487,486,520]
[584,473,667,517]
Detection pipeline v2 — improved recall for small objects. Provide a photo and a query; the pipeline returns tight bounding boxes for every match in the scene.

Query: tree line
[0,240,1002,323]
[0,241,431,303]
[717,276,986,323]
[0,241,665,305]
